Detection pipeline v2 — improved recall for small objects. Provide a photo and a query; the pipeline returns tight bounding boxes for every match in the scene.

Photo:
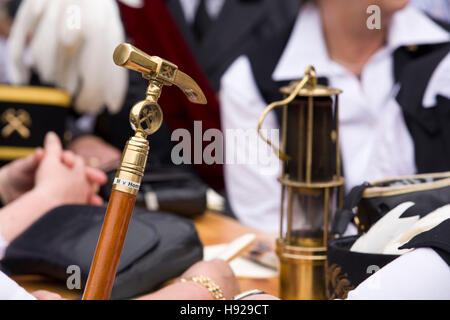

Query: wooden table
[195,212,279,296]
[13,212,278,299]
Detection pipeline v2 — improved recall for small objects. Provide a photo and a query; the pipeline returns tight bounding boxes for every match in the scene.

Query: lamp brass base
[276,238,327,300]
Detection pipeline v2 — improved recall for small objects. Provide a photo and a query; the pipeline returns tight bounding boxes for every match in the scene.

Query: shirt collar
[388,5,450,49]
[179,0,225,24]
[272,4,450,82]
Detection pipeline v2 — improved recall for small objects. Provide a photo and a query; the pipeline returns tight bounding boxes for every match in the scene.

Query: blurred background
[0,0,449,213]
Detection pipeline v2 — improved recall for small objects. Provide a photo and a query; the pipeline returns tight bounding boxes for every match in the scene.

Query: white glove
[7,0,127,114]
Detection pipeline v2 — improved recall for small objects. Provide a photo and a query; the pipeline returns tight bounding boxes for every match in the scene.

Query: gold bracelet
[180,275,226,300]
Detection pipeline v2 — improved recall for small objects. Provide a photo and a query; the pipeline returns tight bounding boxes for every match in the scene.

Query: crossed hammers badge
[1,108,32,139]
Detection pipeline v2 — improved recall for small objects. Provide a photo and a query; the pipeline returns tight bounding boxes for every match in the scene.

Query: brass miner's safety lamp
[82,44,207,300]
[258,66,343,300]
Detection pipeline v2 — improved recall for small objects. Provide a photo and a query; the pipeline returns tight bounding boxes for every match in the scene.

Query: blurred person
[104,0,300,192]
[0,132,107,252]
[411,0,450,23]
[0,132,106,300]
[4,1,204,190]
[220,0,450,232]
[1,257,239,300]
[4,0,300,192]
[166,0,300,90]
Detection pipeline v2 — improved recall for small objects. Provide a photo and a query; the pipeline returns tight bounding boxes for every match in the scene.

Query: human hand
[0,134,109,205]
[34,132,107,207]
[31,290,65,300]
[68,135,121,170]
[0,148,45,204]
[58,149,108,205]
[181,259,240,299]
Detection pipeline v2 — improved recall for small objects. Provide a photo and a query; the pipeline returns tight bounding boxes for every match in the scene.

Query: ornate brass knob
[129,100,163,137]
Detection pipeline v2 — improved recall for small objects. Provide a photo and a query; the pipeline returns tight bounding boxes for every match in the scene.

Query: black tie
[192,0,212,44]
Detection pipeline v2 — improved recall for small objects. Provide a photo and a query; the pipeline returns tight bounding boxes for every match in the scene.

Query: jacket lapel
[395,43,450,134]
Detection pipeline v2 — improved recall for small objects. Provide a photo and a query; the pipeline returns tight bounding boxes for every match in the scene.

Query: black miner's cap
[0,85,71,165]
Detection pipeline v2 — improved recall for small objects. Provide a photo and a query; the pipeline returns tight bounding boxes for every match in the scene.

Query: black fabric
[400,218,450,266]
[333,176,450,235]
[0,84,71,164]
[394,42,450,174]
[332,182,370,235]
[7,0,22,18]
[359,182,450,229]
[247,21,293,106]
[0,101,68,148]
[140,169,208,218]
[326,236,399,299]
[389,21,450,174]
[0,204,203,300]
[192,0,212,43]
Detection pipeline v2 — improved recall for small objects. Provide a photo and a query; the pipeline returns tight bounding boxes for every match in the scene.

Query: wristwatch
[233,289,266,300]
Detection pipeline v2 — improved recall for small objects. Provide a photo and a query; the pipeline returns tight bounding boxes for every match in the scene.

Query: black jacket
[166,0,300,90]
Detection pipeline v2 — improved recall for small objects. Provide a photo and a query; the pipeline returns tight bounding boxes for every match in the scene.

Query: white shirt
[411,0,450,23]
[0,230,7,260]
[0,271,36,300]
[0,228,35,300]
[178,0,226,24]
[220,4,450,232]
[0,36,8,83]
[347,248,450,300]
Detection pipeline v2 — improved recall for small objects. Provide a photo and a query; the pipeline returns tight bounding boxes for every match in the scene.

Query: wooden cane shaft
[82,190,136,300]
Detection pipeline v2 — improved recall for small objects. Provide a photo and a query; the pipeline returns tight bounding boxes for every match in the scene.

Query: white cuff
[0,229,9,260]
[0,271,36,300]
